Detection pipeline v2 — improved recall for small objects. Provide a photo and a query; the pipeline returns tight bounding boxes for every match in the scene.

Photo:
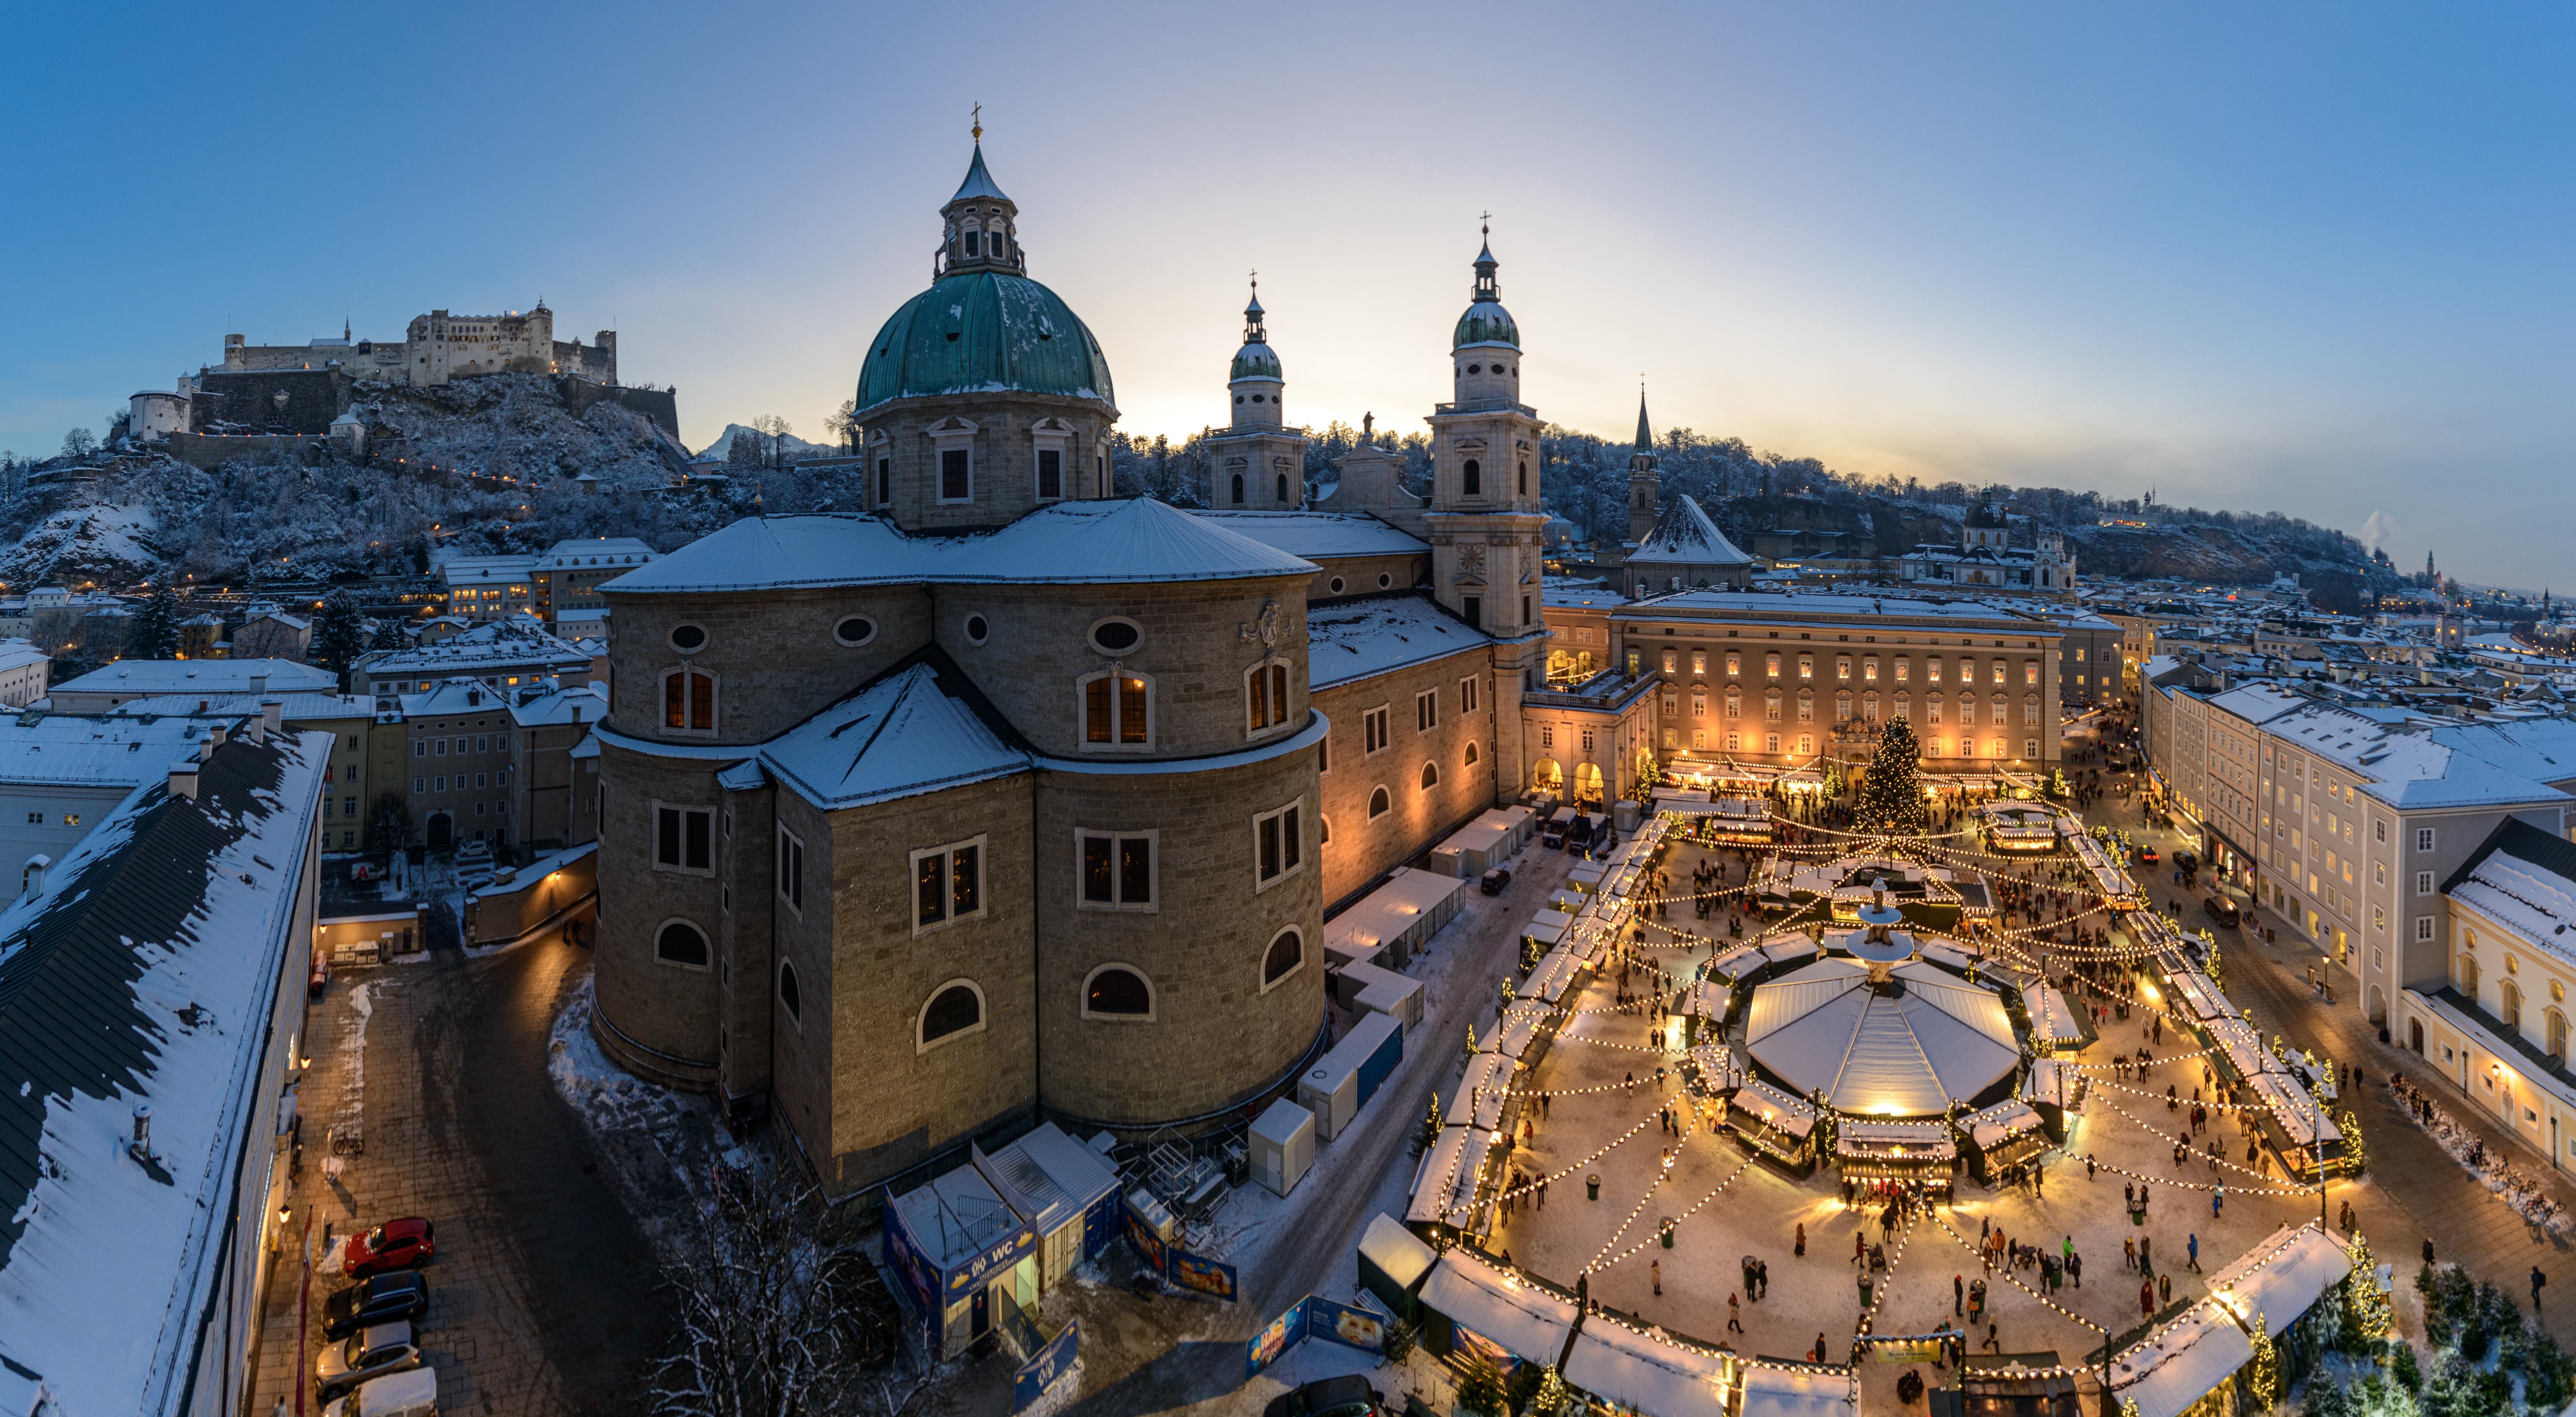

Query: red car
[2134,846,2161,865]
[343,1218,435,1278]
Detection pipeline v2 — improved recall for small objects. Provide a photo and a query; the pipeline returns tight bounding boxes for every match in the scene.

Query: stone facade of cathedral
[587,142,1552,1196]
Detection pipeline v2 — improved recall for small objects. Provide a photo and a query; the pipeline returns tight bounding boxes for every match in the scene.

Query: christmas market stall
[1958,1100,2049,1186]
[2027,1058,2088,1143]
[2104,1300,2253,1417]
[1944,1354,2083,1417]
[2067,832,2141,911]
[1735,1360,1860,1417]
[1726,1078,1820,1174]
[1562,1316,1735,1417]
[1834,1119,1960,1199]
[1408,1117,1496,1240]
[1977,801,2063,855]
[1415,1248,1580,1374]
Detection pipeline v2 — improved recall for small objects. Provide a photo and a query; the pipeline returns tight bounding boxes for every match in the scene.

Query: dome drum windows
[919,980,987,1051]
[1083,965,1155,1021]
[927,418,979,504]
[1081,670,1153,749]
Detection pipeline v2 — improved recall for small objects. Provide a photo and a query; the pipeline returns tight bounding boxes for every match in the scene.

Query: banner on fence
[1012,1321,1080,1412]
[1303,1296,1386,1355]
[1167,1247,1240,1303]
[1247,1300,1306,1378]
[1122,1203,1168,1277]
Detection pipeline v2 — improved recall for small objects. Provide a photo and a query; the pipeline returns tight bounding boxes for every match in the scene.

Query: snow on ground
[547,971,723,1251]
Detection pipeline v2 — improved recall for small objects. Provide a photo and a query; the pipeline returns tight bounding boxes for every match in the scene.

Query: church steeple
[1227,274,1284,432]
[938,110,1023,277]
[1628,387,1660,545]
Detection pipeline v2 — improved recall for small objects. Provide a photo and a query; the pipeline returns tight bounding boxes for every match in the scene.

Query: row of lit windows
[1656,647,2041,687]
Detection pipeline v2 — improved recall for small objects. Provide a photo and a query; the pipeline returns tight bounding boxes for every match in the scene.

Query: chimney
[262,699,284,737]
[130,1103,153,1162]
[170,760,200,800]
[249,674,268,695]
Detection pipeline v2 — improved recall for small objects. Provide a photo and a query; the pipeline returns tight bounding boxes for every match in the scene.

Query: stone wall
[191,367,352,435]
[556,376,674,436]
[1313,644,1499,910]
[605,585,937,747]
[860,391,1114,532]
[591,742,727,1088]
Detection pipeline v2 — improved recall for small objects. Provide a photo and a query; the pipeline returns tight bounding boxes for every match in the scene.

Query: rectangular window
[1462,595,1481,629]
[1692,651,1706,676]
[475,736,489,753]
[654,804,714,873]
[939,448,971,502]
[1247,662,1290,732]
[2375,818,2387,844]
[777,827,804,912]
[434,739,447,757]
[1365,706,1390,756]
[434,776,447,791]
[876,457,892,505]
[912,837,986,930]
[414,776,426,793]
[1664,650,1678,674]
[1080,830,1157,909]
[1460,676,1479,714]
[414,741,427,758]
[2416,870,2433,896]
[1254,801,1304,888]
[1037,448,1063,500]
[2416,827,2436,853]
[2414,915,2434,943]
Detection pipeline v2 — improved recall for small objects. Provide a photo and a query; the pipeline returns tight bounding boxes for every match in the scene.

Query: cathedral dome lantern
[1228,277,1284,430]
[1450,226,1521,406]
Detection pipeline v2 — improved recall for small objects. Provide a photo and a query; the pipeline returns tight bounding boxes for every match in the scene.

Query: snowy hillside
[691,422,841,464]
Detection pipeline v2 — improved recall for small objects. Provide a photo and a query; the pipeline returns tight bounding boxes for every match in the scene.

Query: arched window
[1079,670,1152,749]
[1519,461,1529,495]
[1462,459,1481,496]
[1368,786,1391,818]
[2503,980,2522,1030]
[777,960,803,1021]
[662,667,717,733]
[1083,965,1153,1019]
[1464,741,1480,766]
[1276,472,1290,503]
[919,980,985,1049]
[1318,816,1332,845]
[1246,659,1292,735]
[1230,473,1244,504]
[1262,929,1304,989]
[1419,761,1439,791]
[2551,1008,2567,1061]
[655,919,708,968]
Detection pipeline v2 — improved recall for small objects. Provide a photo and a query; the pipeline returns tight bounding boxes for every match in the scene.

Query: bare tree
[824,399,859,453]
[650,1160,901,1417]
[752,415,796,471]
[60,428,97,459]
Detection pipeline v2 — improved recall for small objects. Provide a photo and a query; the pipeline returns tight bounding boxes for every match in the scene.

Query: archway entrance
[2409,1017,2424,1055]
[426,812,453,851]
[2368,984,2386,1025]
[1529,758,1563,796]
[1573,761,1605,808]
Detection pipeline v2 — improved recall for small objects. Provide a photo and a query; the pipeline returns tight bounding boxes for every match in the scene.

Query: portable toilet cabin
[1249,1098,1317,1197]
[974,1122,1123,1292]
[1299,1050,1360,1140]
[1357,1213,1438,1322]
[884,1164,1038,1358]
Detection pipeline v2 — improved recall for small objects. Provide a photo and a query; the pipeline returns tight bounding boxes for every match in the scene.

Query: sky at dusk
[3,3,2568,588]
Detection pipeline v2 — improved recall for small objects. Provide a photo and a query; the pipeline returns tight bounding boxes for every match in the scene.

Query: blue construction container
[1344,1011,1404,1108]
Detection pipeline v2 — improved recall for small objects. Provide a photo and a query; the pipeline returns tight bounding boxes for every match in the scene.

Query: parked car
[2205,896,2243,928]
[315,1321,423,1400]
[323,1271,430,1340]
[322,1368,437,1417]
[2134,846,2160,865]
[2174,852,2199,873]
[1263,1375,1384,1417]
[1479,866,1512,895]
[348,861,381,882]
[343,1218,435,1277]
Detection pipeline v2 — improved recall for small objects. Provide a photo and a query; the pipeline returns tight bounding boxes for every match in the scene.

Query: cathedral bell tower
[1208,276,1307,509]
[1425,226,1549,803]
[1628,390,1661,547]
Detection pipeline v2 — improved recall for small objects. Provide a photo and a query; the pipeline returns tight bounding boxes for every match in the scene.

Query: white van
[323,1368,436,1417]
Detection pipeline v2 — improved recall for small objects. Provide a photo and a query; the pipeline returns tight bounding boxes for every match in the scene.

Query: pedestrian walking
[2140,1236,2152,1273]
[1955,1273,1965,1315]
[2188,1233,2200,1272]
[2537,1267,2549,1311]
[1856,1231,1868,1265]
[2141,1279,2156,1317]
[2213,1186,2224,1219]
[2124,1237,2137,1271]
[2069,1250,2082,1288]
[1653,1258,1663,1296]
[1795,1221,1807,1257]
[1758,1259,1771,1299]
[2159,1272,2172,1305]
[1539,1177,1549,1209]
[1727,1292,1742,1330]
[2087,1154,2097,1181]
[2425,1238,2437,1267]
[1983,1323,2000,1354]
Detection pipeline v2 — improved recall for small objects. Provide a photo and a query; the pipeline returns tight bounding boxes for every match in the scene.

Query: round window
[1234,395,1244,404]
[1467,363,1482,374]
[669,623,708,653]
[1377,572,1393,589]
[1328,576,1347,595]
[835,616,876,646]
[1090,619,1141,654]
[963,614,989,645]
[1251,394,1264,403]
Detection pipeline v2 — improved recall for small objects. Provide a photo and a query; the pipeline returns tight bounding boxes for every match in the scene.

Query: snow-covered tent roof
[1622,496,1752,568]
[2109,1302,2253,1417]
[2208,1224,2352,1334]
[0,727,328,1409]
[1744,958,2021,1115]
[1735,1363,1858,1417]
[1563,1322,1730,1417]
[1417,1250,1577,1366]
[759,657,1030,811]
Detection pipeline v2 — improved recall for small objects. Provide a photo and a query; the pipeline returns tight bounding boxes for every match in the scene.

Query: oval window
[1467,364,1482,374]
[669,624,708,653]
[1377,572,1393,589]
[963,614,989,645]
[1091,619,1141,654]
[1328,577,1347,595]
[835,616,876,646]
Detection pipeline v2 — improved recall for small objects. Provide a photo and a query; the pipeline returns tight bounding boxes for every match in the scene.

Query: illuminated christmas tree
[1855,717,1931,835]
[2248,1310,2280,1409]
[2346,1231,2394,1340]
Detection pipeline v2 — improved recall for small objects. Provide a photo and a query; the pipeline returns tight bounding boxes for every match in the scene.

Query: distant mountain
[691,423,842,464]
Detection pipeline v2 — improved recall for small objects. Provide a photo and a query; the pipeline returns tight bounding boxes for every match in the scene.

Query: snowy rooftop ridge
[0,728,328,1412]
[2445,819,2576,959]
[601,500,1318,595]
[760,657,1030,811]
[0,712,249,789]
[1186,509,1429,560]
[50,658,335,698]
[1307,594,1492,690]
[1622,495,1752,567]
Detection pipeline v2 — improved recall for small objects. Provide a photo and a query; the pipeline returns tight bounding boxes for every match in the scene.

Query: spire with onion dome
[1228,272,1284,430]
[938,107,1024,277]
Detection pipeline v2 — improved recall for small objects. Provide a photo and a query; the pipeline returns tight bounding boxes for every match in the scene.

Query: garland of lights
[1586,1152,1761,1273]
[1926,1209,2108,1340]
[2092,1094,2308,1186]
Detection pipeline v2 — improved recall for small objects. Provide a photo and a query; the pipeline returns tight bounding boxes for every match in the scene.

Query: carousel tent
[1744,958,2021,1115]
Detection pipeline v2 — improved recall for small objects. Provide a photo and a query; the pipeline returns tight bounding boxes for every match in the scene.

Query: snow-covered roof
[438,554,538,586]
[1615,590,2052,629]
[603,500,1317,594]
[2204,682,2306,726]
[363,621,591,678]
[1545,585,1628,610]
[2110,1302,2253,1417]
[1744,957,2020,1115]
[537,536,657,569]
[2208,1223,2351,1341]
[509,683,606,729]
[1623,496,1752,567]
[0,728,328,1409]
[1562,1322,1730,1417]
[1417,1250,1577,1367]
[1186,509,1428,560]
[2445,818,2576,954]
[760,659,1029,811]
[1307,594,1490,690]
[1735,1364,1857,1417]
[108,691,373,723]
[2263,704,2576,811]
[50,658,335,699]
[403,678,527,718]
[0,712,243,788]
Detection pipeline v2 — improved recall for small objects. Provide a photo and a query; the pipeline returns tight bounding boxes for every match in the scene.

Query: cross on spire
[971,102,982,142]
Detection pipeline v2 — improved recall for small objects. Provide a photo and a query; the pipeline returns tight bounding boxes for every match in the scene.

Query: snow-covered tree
[129,583,180,660]
[312,591,365,691]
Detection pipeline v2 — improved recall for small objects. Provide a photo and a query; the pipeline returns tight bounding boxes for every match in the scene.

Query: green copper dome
[855,269,1115,418]
[1453,299,1520,351]
[1230,341,1282,382]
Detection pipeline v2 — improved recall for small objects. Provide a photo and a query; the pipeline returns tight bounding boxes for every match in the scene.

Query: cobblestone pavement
[2081,747,2576,1347]
[250,925,666,1416]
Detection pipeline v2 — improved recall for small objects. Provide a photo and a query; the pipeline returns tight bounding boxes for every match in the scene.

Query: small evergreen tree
[1416,1092,1443,1158]
[2346,1233,2393,1342]
[1854,716,1930,835]
[129,583,180,660]
[312,591,365,691]
[1632,745,1661,803]
[2247,1310,2280,1410]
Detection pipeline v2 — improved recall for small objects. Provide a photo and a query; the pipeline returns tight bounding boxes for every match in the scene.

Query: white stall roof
[1525,910,1573,946]
[1451,1052,1515,1132]
[2109,1303,2252,1417]
[1563,1323,1731,1417]
[1743,959,2020,1115]
[1736,1364,1858,1417]
[1418,1251,1578,1367]
[1359,1213,1437,1292]
[1327,866,1466,955]
[2209,1224,2352,1333]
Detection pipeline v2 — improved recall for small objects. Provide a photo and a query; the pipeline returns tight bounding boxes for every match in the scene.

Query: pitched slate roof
[2443,818,2576,955]
[1620,496,1751,568]
[760,653,1031,810]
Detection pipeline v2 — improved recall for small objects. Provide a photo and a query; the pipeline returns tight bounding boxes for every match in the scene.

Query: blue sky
[3,2,2568,588]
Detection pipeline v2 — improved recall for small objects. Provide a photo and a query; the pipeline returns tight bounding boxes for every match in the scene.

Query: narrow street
[252,925,669,1417]
[2076,716,2576,1345]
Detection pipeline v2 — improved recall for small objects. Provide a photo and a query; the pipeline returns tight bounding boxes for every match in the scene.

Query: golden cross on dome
[971,103,982,142]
